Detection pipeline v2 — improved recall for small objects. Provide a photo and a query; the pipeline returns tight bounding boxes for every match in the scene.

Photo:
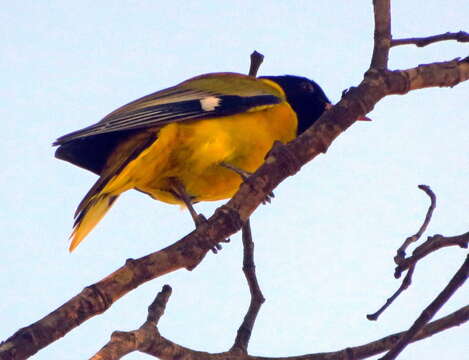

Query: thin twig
[391,31,469,47]
[395,185,436,260]
[380,255,469,360]
[370,0,392,69]
[367,267,415,321]
[368,185,436,320]
[249,51,264,77]
[231,219,265,353]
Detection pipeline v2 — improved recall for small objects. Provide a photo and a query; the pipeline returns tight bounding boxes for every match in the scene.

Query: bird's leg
[220,162,275,204]
[169,178,206,227]
[169,178,227,253]
[220,162,252,181]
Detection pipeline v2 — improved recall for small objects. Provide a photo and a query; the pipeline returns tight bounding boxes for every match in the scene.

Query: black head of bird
[261,75,331,135]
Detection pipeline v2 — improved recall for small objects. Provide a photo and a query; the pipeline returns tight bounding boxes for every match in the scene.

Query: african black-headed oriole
[54,72,331,251]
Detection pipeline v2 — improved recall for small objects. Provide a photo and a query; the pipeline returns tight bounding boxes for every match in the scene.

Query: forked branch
[368,185,437,320]
[90,285,172,360]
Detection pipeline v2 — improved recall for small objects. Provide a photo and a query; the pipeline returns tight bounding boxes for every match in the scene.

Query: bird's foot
[211,237,231,254]
[192,213,230,254]
[262,191,275,204]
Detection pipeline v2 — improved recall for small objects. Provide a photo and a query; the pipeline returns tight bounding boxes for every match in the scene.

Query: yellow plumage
[68,102,297,251]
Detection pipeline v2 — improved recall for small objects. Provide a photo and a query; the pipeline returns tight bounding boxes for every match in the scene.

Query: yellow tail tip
[68,241,79,253]
[68,231,83,252]
[67,194,119,252]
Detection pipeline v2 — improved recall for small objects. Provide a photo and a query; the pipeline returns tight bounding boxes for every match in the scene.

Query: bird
[54,72,332,251]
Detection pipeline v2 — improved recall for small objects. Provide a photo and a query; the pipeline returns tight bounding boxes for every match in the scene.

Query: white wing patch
[200,96,221,111]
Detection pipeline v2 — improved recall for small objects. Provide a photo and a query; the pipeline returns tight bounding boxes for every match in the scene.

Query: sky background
[1,1,468,359]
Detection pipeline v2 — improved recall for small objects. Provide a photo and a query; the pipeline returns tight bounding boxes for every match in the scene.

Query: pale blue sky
[1,1,468,359]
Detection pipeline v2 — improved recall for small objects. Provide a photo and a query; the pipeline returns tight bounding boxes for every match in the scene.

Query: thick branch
[388,57,469,93]
[370,0,392,69]
[2,57,469,360]
[392,31,469,47]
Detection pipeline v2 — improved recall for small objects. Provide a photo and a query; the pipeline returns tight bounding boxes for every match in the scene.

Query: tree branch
[367,265,416,322]
[109,304,469,360]
[396,185,436,258]
[380,255,469,360]
[248,51,264,77]
[389,57,469,93]
[394,231,469,277]
[367,185,437,320]
[90,285,172,360]
[370,0,392,69]
[321,304,469,360]
[231,219,265,353]
[391,31,469,47]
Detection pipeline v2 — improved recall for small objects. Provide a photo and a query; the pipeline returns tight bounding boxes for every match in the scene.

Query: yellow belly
[104,102,298,205]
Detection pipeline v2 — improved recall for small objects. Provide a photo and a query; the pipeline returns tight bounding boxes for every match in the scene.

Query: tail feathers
[69,194,119,252]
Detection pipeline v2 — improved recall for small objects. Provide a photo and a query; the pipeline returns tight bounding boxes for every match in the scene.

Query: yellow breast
[108,102,298,205]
